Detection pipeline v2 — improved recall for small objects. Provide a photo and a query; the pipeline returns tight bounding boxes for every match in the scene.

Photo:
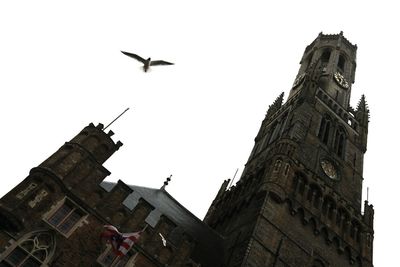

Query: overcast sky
[0,1,397,265]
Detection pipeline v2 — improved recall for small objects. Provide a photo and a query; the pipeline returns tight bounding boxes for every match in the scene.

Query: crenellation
[0,33,373,267]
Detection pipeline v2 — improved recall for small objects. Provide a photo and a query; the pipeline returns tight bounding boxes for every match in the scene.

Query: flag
[101,225,142,256]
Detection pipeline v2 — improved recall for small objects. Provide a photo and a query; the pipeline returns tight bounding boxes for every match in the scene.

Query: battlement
[305,31,357,55]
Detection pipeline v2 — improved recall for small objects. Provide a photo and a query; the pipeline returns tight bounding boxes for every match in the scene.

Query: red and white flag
[101,225,142,256]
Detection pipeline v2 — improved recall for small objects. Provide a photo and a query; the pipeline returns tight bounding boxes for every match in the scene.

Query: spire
[266,92,284,118]
[356,94,370,127]
[356,94,369,112]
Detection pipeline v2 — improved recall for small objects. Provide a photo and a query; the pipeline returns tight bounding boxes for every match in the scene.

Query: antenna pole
[228,168,239,188]
[103,108,130,130]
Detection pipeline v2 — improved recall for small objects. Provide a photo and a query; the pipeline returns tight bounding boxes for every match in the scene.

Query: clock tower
[205,32,374,267]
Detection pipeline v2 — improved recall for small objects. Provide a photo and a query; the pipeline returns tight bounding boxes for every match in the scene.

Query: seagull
[121,51,174,72]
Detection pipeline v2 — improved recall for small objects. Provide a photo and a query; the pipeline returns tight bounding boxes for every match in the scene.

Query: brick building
[0,32,373,266]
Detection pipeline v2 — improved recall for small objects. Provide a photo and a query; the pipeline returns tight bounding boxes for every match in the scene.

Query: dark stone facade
[0,33,373,267]
[204,32,374,267]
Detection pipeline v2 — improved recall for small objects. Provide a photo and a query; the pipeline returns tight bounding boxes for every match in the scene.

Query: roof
[100,181,225,267]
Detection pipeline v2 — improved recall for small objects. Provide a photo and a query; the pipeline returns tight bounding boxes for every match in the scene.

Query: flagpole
[228,168,239,188]
[141,224,149,233]
[103,107,130,131]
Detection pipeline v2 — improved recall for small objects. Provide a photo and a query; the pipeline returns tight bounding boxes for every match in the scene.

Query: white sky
[0,1,397,265]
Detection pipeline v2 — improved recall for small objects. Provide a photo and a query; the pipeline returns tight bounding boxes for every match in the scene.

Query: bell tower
[289,31,356,108]
[205,32,374,267]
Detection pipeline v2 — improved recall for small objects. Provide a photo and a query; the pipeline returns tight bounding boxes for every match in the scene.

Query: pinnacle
[356,94,370,113]
[266,92,284,118]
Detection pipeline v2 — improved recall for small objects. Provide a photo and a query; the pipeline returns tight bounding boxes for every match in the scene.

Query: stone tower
[205,32,374,267]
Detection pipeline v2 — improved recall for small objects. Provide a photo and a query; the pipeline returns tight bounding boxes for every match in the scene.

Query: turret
[37,122,123,193]
[289,31,357,109]
[355,95,370,152]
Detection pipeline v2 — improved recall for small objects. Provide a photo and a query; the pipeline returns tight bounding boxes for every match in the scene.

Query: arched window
[351,220,361,242]
[333,127,346,158]
[322,197,336,220]
[336,208,349,228]
[321,49,331,63]
[318,116,332,145]
[293,173,307,195]
[268,122,279,144]
[338,54,346,71]
[0,231,55,266]
[307,184,322,208]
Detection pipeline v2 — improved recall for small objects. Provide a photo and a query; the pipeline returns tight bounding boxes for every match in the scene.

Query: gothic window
[306,184,322,208]
[336,208,350,232]
[97,244,137,267]
[338,54,346,72]
[333,127,346,158]
[321,49,331,63]
[0,231,55,266]
[268,122,278,144]
[293,173,307,195]
[350,220,361,242]
[45,198,86,237]
[268,113,288,146]
[318,116,331,145]
[322,197,336,220]
[257,135,267,154]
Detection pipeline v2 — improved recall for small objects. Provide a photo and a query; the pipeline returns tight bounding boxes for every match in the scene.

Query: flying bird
[121,51,174,72]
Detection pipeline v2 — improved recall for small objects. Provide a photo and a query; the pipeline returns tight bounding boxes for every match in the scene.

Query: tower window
[318,116,331,145]
[338,55,345,71]
[321,49,331,63]
[333,127,346,158]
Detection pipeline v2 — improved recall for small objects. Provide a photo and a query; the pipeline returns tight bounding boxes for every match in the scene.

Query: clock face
[320,159,339,180]
[292,73,305,88]
[334,72,349,89]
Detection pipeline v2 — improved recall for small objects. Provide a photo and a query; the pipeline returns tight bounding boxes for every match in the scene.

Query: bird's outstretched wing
[150,60,174,66]
[121,51,146,63]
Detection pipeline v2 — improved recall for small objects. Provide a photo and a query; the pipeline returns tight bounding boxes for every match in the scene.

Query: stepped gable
[100,181,225,267]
